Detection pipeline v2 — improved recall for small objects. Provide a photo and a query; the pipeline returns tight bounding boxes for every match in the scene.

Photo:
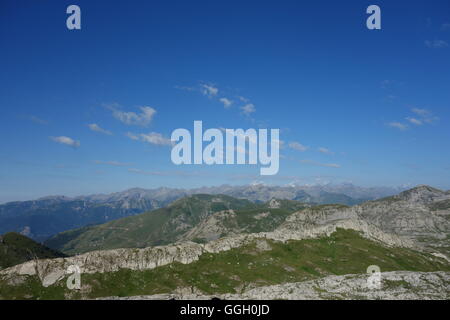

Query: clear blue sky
[1,0,449,202]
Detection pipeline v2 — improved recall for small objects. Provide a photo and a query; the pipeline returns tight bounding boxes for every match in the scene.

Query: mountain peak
[396,185,446,203]
[36,195,72,201]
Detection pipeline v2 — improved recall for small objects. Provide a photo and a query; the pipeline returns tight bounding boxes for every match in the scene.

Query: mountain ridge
[0,232,65,270]
[45,185,450,257]
[0,183,407,241]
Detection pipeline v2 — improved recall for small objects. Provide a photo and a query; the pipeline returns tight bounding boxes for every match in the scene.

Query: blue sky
[1,0,449,202]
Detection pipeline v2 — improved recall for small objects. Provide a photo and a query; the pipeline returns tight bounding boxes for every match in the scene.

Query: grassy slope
[2,229,449,300]
[0,232,65,270]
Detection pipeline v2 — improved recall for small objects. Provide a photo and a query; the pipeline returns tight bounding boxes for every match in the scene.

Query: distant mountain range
[0,183,407,241]
[45,185,450,256]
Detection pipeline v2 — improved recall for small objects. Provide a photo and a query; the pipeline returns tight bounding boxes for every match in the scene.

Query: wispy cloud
[140,132,172,146]
[241,103,256,116]
[388,122,408,131]
[411,108,429,116]
[88,123,112,135]
[54,164,79,169]
[127,132,172,146]
[219,97,233,108]
[50,136,80,148]
[177,83,258,114]
[178,82,219,98]
[128,168,196,176]
[300,160,341,168]
[94,160,132,167]
[108,104,156,126]
[425,40,449,48]
[318,147,334,155]
[238,96,250,103]
[125,132,139,140]
[388,108,438,131]
[29,115,48,125]
[288,141,308,152]
[442,23,450,31]
[174,85,196,92]
[405,117,422,126]
[201,84,218,97]
[381,79,403,89]
[411,108,439,124]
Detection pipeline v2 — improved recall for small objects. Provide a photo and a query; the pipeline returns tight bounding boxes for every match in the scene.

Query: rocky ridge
[100,271,450,300]
[0,217,413,287]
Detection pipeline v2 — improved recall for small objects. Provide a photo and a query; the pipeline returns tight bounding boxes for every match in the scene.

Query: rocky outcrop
[100,271,450,300]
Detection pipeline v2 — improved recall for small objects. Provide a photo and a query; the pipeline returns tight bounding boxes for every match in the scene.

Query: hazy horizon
[0,181,441,205]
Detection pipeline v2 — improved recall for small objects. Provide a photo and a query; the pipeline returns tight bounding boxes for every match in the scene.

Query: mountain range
[0,184,448,300]
[44,195,311,254]
[0,183,407,241]
[44,185,450,257]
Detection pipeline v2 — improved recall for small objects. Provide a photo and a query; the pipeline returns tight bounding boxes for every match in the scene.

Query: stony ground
[100,271,450,300]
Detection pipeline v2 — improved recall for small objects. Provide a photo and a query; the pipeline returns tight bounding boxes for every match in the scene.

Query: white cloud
[300,160,341,168]
[127,131,172,146]
[411,108,429,116]
[139,132,173,146]
[288,141,308,152]
[50,136,80,148]
[411,108,438,124]
[425,40,449,48]
[219,97,233,108]
[201,84,218,97]
[176,84,218,97]
[406,117,423,125]
[125,132,139,140]
[389,108,438,131]
[94,160,131,167]
[111,106,156,126]
[318,147,334,155]
[388,122,408,130]
[241,103,256,115]
[88,123,112,135]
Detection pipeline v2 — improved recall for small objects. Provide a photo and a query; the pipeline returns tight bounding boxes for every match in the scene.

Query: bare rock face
[180,210,238,242]
[268,199,281,209]
[233,271,450,300]
[100,271,450,300]
[395,185,448,203]
[354,187,450,251]
[1,242,205,287]
[281,186,450,252]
